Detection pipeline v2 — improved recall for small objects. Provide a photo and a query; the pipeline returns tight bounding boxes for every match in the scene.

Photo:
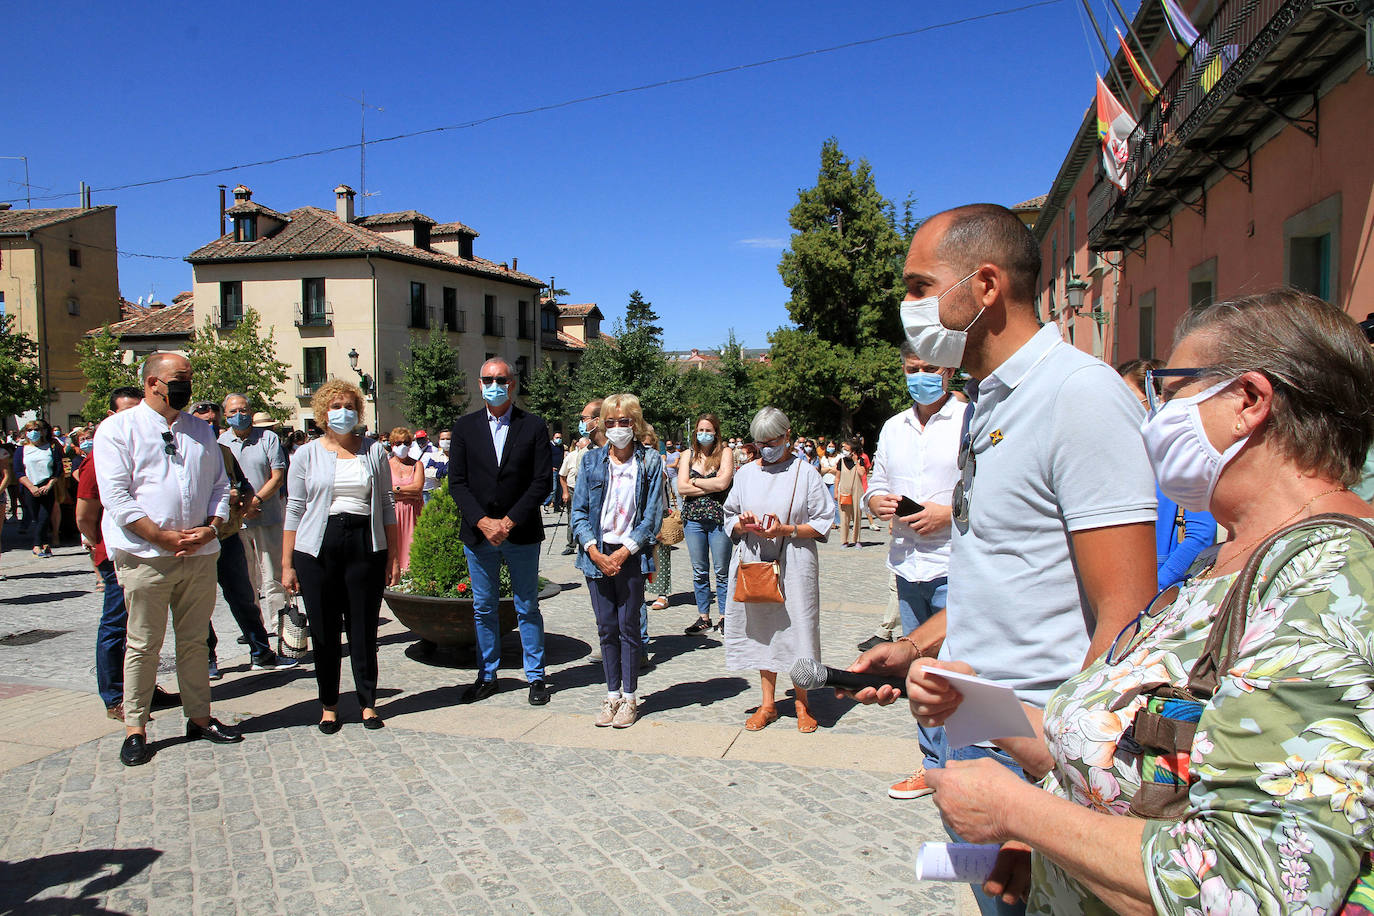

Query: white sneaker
[612,697,639,728]
[594,696,621,727]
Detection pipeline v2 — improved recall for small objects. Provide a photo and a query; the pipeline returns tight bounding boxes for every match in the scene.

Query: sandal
[745,707,779,731]
[650,596,670,611]
[797,709,818,734]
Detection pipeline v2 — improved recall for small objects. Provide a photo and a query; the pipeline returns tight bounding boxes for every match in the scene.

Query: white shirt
[328,456,371,515]
[864,397,963,583]
[93,401,231,559]
[487,408,511,464]
[597,455,639,547]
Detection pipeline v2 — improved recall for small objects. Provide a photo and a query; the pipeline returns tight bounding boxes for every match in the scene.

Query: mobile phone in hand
[895,495,924,517]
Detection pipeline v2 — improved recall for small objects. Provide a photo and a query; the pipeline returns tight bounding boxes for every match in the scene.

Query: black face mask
[162,379,193,410]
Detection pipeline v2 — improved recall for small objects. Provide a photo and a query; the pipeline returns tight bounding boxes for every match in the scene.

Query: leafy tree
[755,329,902,439]
[572,322,685,437]
[524,357,576,435]
[0,315,49,421]
[396,329,468,433]
[76,324,138,422]
[185,309,291,420]
[712,331,762,438]
[623,290,663,346]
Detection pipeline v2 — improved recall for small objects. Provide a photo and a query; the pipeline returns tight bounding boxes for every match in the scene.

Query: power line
[2,0,1064,208]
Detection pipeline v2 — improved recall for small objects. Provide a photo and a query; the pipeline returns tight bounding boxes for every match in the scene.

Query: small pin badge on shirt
[989,430,1004,445]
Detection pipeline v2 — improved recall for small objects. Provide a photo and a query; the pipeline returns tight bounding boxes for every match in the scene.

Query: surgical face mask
[392,444,409,458]
[326,407,358,434]
[161,379,194,410]
[826,445,836,454]
[409,443,423,461]
[553,436,562,445]
[438,438,451,453]
[227,412,252,430]
[578,420,592,437]
[482,382,510,408]
[1140,378,1246,512]
[899,269,982,368]
[26,430,41,443]
[842,448,852,456]
[906,370,946,405]
[606,426,635,449]
[696,431,715,446]
[760,443,788,463]
[804,445,814,454]
[79,439,94,453]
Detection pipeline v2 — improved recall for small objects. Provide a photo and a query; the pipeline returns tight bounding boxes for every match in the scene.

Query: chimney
[511,257,518,271]
[334,185,356,223]
[0,203,10,212]
[232,185,252,203]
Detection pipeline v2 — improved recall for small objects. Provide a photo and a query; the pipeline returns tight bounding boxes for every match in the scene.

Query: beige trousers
[875,571,900,638]
[116,550,218,727]
[240,524,287,621]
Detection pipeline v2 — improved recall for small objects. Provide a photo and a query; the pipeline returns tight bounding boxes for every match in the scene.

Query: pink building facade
[1032,0,1372,363]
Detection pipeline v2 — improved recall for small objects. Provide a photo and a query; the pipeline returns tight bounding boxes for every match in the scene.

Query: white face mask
[439,438,451,453]
[606,426,635,449]
[409,443,424,461]
[1141,378,1246,512]
[899,269,982,368]
[392,444,409,459]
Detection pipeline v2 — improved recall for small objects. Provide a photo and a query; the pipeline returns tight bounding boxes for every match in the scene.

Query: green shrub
[402,487,468,597]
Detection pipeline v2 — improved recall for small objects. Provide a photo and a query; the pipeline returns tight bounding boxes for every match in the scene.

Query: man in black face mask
[93,352,244,767]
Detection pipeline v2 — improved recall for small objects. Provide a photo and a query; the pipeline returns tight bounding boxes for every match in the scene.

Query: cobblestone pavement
[0,516,970,914]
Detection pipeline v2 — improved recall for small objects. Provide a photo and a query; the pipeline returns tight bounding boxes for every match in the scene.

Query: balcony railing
[518,318,535,340]
[296,374,325,398]
[483,314,505,337]
[218,309,243,330]
[295,300,333,327]
[409,305,431,330]
[443,309,466,333]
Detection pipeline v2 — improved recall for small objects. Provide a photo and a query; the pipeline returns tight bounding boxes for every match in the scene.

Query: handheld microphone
[789,658,907,697]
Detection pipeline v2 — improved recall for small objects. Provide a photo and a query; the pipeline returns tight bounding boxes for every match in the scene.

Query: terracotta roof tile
[186,206,544,287]
[354,210,436,227]
[92,300,195,339]
[557,303,601,318]
[1012,194,1048,211]
[119,298,147,320]
[0,206,115,235]
[432,221,479,238]
[224,201,290,222]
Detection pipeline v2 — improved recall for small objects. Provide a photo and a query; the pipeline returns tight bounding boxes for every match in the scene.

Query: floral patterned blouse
[1031,520,1374,915]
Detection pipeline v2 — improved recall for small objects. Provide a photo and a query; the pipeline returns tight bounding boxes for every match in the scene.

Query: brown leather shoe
[797,708,818,733]
[744,706,779,731]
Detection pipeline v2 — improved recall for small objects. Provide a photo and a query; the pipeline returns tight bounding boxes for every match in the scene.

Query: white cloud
[736,237,787,250]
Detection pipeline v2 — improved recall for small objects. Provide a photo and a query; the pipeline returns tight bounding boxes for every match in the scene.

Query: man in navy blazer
[448,357,553,705]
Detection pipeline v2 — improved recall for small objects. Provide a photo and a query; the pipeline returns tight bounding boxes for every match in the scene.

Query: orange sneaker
[888,770,934,800]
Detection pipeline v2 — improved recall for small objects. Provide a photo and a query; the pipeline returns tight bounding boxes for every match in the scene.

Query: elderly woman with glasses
[722,407,835,732]
[902,290,1374,915]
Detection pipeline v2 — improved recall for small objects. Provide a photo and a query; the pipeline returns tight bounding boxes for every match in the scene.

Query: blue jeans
[895,575,948,635]
[587,556,644,695]
[683,518,731,618]
[827,483,841,526]
[207,533,273,660]
[95,558,128,708]
[921,725,1028,916]
[464,540,545,681]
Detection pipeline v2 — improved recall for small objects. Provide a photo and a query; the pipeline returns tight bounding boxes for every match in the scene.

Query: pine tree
[623,290,663,346]
[403,487,469,597]
[396,329,469,433]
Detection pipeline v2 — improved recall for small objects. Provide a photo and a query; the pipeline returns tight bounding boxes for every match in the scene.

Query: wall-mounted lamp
[347,347,374,396]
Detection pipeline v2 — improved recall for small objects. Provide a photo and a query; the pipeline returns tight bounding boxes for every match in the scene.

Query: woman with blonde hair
[282,380,400,732]
[677,413,735,633]
[386,426,425,569]
[571,393,664,728]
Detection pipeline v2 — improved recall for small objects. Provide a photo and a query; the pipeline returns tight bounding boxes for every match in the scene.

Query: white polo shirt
[865,397,963,583]
[943,324,1157,709]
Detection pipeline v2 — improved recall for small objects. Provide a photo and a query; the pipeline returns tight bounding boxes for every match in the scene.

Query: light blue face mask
[906,371,946,405]
[482,382,510,408]
[578,420,591,437]
[27,430,42,443]
[696,431,715,446]
[326,408,358,434]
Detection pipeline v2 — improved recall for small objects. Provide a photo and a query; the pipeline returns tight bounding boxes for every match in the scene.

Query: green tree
[185,309,291,419]
[75,324,139,422]
[403,486,469,597]
[712,331,762,438]
[572,323,685,437]
[623,290,663,346]
[396,329,469,433]
[0,315,49,421]
[524,357,576,434]
[755,329,902,439]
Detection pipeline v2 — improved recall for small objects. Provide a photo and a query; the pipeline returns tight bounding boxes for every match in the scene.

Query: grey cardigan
[284,437,397,557]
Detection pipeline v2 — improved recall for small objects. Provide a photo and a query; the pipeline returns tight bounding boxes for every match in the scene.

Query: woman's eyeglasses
[1105,584,1182,666]
[952,432,975,524]
[1142,367,1221,414]
[603,418,634,428]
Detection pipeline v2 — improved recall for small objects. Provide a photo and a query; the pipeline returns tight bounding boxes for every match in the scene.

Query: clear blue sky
[4,0,1133,351]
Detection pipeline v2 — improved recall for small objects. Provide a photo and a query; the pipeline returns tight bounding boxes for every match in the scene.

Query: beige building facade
[187,186,561,433]
[0,204,122,429]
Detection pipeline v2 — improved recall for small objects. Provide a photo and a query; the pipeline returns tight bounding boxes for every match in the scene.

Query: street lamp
[1065,276,1090,314]
[347,347,373,396]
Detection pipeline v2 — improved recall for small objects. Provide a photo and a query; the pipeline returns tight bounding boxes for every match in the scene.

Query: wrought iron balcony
[217,308,243,330]
[296,373,325,398]
[294,300,333,327]
[443,309,466,333]
[518,318,535,340]
[1089,0,1366,252]
[483,314,505,337]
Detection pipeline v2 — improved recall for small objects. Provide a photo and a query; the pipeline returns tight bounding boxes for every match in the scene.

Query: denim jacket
[571,443,664,578]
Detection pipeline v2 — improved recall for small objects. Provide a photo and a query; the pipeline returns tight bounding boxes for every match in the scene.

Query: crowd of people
[25,200,1374,913]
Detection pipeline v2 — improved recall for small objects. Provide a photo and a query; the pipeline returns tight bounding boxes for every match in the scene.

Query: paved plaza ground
[0,513,969,914]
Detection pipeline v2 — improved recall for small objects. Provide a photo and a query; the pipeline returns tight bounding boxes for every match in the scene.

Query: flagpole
[1079,0,1133,101]
[1108,0,1165,88]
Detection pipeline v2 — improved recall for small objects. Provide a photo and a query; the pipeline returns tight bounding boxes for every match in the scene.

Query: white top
[487,408,511,464]
[417,444,441,491]
[93,401,231,559]
[598,455,639,547]
[328,456,371,516]
[865,397,963,583]
[943,324,1157,709]
[21,444,56,485]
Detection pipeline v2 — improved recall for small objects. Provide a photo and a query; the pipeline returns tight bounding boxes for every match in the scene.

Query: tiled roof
[224,201,290,222]
[0,206,115,235]
[186,206,544,287]
[92,300,195,339]
[1012,194,1048,211]
[119,298,146,320]
[172,290,193,303]
[432,221,478,238]
[354,210,436,227]
[557,303,601,318]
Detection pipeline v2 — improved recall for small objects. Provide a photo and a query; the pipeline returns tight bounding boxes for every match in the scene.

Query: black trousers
[293,514,387,709]
[21,489,55,548]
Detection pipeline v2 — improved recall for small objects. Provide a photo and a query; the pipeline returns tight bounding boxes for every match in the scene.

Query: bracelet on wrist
[897,635,925,658]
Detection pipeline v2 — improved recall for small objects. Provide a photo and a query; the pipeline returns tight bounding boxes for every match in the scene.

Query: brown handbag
[732,461,802,604]
[658,493,685,546]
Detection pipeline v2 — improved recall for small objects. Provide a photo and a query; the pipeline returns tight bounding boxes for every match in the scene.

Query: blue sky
[4,0,1133,350]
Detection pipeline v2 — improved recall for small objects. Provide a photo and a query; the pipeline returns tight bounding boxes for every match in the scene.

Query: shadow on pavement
[783,686,860,729]
[1,569,87,581]
[0,847,162,914]
[394,632,593,670]
[208,665,316,702]
[644,633,721,666]
[0,589,90,605]
[639,676,750,715]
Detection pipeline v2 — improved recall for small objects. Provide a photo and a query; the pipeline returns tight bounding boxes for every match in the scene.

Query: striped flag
[1117,27,1159,99]
[1096,75,1138,190]
[1160,0,1200,55]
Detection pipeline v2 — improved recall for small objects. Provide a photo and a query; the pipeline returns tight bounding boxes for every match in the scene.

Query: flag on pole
[1096,75,1138,190]
[1117,27,1159,98]
[1160,0,1199,55]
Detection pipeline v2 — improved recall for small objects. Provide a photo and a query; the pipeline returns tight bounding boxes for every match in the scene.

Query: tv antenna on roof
[346,92,384,216]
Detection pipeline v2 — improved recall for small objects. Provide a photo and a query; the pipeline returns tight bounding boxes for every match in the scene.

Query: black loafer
[119,733,150,767]
[528,680,551,706]
[185,717,243,744]
[362,715,385,730]
[856,634,892,652]
[318,719,342,735]
[462,678,498,704]
[151,685,182,710]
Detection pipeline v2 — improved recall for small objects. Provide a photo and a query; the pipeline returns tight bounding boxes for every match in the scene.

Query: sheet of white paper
[924,668,1036,748]
[913,843,1002,882]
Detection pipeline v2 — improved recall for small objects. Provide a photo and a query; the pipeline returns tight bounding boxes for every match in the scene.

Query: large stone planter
[383,583,561,649]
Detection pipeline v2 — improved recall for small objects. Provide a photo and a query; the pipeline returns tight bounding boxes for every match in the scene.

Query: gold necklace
[1198,485,1348,579]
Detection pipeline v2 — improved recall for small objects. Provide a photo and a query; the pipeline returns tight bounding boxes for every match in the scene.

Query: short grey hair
[480,357,517,391]
[749,407,790,442]
[899,339,917,360]
[222,392,250,409]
